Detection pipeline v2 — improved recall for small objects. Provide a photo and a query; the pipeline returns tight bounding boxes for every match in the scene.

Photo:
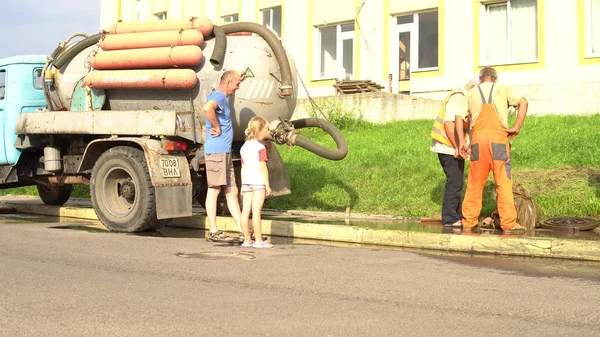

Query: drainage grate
[538,217,599,231]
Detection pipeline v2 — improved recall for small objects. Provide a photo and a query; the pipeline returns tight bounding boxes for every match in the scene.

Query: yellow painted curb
[7,202,99,220]
[4,201,600,262]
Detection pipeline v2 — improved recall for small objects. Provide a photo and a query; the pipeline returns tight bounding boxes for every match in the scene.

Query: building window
[261,6,282,37]
[482,0,537,65]
[586,0,600,57]
[154,12,167,20]
[395,10,439,76]
[222,14,239,23]
[316,23,354,80]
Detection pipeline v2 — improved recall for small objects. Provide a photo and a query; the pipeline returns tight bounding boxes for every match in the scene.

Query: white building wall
[239,0,257,22]
[203,0,219,22]
[136,0,151,21]
[410,0,476,95]
[410,0,600,115]
[219,0,240,17]
[99,0,117,30]
[281,0,311,98]
[389,0,438,15]
[313,0,355,26]
[525,0,600,114]
[168,0,183,19]
[184,0,203,18]
[356,0,386,91]
[98,0,600,116]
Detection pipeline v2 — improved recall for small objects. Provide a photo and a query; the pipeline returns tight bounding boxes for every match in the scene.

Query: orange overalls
[462,84,518,231]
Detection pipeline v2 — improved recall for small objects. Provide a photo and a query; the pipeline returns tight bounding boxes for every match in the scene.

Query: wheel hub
[119,180,136,202]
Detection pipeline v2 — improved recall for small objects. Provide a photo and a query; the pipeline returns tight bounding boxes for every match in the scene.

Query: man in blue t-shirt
[203,70,243,242]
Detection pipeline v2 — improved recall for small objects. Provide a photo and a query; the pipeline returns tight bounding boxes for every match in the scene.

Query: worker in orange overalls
[455,67,529,233]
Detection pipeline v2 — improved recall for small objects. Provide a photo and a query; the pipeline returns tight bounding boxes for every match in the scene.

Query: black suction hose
[220,22,293,96]
[53,34,101,69]
[48,44,64,63]
[209,26,226,67]
[291,118,348,161]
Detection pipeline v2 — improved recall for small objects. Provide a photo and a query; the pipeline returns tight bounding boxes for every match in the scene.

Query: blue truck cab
[0,55,47,165]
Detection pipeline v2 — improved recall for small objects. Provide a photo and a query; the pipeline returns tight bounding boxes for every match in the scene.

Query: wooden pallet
[333,79,385,95]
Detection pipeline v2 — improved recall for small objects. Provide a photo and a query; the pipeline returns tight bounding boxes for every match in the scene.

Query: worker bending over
[455,67,528,233]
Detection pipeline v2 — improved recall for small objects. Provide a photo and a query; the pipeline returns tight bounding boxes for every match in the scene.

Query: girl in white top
[239,116,273,248]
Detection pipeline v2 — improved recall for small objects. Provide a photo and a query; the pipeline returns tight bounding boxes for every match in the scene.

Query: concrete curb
[3,200,600,262]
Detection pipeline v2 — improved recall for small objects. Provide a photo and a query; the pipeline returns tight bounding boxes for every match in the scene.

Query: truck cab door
[0,68,6,164]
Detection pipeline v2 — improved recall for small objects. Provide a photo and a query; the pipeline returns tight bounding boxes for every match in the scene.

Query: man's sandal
[207,231,232,242]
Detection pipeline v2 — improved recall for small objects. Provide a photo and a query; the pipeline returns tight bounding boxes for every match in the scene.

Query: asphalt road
[1,214,600,337]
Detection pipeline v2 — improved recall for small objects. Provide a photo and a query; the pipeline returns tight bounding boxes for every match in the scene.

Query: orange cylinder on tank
[108,17,213,37]
[100,30,205,51]
[84,69,198,89]
[90,46,203,70]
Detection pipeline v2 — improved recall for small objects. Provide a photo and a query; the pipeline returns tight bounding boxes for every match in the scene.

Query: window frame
[585,0,600,58]
[480,0,539,66]
[313,23,355,81]
[222,14,239,23]
[393,11,439,74]
[261,6,282,37]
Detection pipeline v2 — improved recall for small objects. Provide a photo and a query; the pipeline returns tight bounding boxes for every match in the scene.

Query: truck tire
[36,184,73,206]
[90,146,160,232]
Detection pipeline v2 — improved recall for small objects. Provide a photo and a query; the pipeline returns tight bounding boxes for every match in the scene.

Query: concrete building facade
[100,0,600,116]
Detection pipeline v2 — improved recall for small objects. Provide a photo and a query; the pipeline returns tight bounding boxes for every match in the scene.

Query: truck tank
[43,21,346,161]
[49,31,297,142]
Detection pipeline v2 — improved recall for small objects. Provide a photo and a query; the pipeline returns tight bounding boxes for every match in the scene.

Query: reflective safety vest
[430,89,468,148]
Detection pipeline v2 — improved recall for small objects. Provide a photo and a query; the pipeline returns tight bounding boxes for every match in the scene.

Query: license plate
[160,158,181,178]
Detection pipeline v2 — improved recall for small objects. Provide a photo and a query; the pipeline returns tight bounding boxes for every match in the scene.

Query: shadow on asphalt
[2,211,600,243]
[416,248,600,282]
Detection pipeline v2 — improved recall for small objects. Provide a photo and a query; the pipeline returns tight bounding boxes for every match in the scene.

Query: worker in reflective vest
[455,67,529,233]
[430,77,478,227]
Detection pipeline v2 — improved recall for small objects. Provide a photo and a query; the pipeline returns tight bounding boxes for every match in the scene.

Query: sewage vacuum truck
[0,18,347,232]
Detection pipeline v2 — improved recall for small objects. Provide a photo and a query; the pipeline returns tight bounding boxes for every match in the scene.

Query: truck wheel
[36,184,73,206]
[90,146,159,232]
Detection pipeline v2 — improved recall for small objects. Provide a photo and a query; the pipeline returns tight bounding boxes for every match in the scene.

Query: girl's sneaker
[252,240,273,249]
[241,240,255,248]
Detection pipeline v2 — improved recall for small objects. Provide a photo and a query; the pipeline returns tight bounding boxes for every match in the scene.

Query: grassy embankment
[1,103,599,219]
[267,103,600,219]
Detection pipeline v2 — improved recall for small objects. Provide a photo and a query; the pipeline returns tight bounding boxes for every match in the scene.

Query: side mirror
[0,86,5,100]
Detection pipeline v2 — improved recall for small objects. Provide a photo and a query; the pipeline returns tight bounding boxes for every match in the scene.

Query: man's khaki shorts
[205,153,236,188]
